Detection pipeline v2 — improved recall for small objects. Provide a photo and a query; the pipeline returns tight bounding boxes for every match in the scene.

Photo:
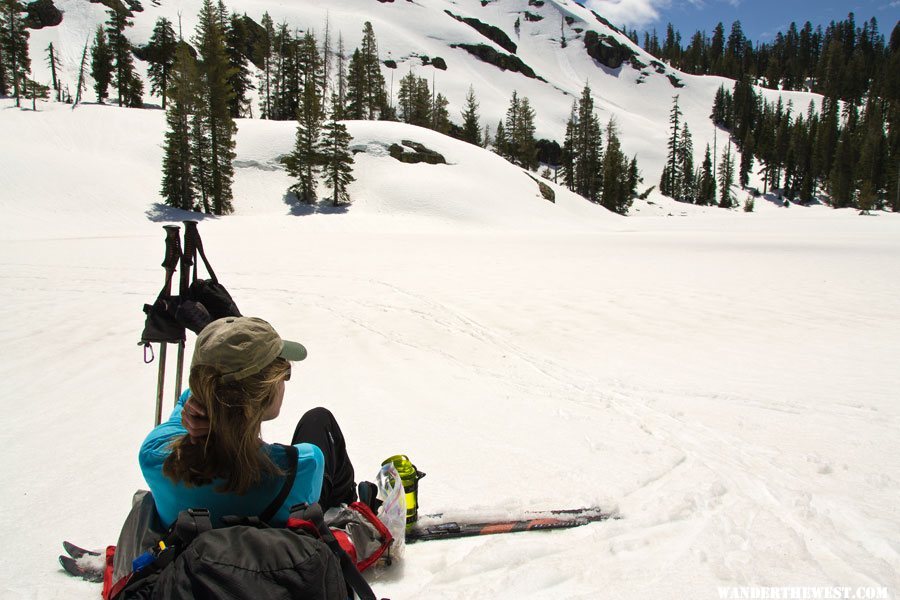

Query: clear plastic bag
[376,463,406,561]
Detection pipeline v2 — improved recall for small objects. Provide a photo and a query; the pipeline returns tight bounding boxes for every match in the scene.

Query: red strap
[332,530,358,564]
[286,518,320,538]
[347,501,393,572]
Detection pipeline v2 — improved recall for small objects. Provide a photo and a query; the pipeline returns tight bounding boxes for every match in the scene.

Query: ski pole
[155,225,182,426]
[173,221,198,404]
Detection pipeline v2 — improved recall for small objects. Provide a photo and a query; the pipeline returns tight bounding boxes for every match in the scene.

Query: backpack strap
[288,503,378,600]
[259,444,299,524]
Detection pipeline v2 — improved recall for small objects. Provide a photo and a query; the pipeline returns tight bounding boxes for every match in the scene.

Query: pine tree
[431,92,450,134]
[74,38,89,106]
[285,31,323,205]
[739,129,754,188]
[560,102,577,190]
[258,12,274,119]
[0,0,30,105]
[46,42,61,101]
[504,92,536,169]
[90,25,114,104]
[460,85,481,145]
[572,83,603,202]
[106,8,143,107]
[321,106,355,206]
[345,48,366,120]
[601,118,631,214]
[855,97,887,208]
[397,70,417,124]
[161,44,199,211]
[272,23,300,121]
[829,124,856,208]
[146,17,177,109]
[662,95,682,198]
[628,155,641,199]
[360,21,386,119]
[194,0,237,215]
[493,119,506,157]
[698,144,716,205]
[677,121,695,201]
[224,11,251,117]
[718,141,736,208]
[333,32,347,120]
[320,13,332,109]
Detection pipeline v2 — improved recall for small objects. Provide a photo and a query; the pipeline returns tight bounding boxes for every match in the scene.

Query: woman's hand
[181,396,210,442]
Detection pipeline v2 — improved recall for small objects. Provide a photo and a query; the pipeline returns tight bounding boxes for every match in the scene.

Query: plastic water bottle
[381,455,425,528]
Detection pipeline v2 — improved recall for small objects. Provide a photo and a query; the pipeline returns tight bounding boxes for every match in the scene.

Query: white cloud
[582,0,672,29]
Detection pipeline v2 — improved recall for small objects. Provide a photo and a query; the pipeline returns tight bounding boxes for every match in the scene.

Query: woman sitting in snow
[140,316,358,527]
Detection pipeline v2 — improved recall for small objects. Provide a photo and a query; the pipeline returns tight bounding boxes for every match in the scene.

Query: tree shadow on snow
[145,203,217,223]
[759,190,824,209]
[282,192,350,216]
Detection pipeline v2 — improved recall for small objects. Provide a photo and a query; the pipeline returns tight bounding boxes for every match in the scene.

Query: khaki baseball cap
[192,316,307,383]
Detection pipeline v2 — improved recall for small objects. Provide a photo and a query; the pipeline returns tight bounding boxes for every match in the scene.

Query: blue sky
[581,0,900,43]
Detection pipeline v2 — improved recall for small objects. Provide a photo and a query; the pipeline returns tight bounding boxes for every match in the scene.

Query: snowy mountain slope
[22,0,825,189]
[0,98,616,236]
[3,2,900,599]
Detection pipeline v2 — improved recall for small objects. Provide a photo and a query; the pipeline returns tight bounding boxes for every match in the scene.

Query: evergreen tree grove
[106,7,143,107]
[90,25,113,103]
[0,0,30,105]
[193,0,237,215]
[146,17,177,109]
[285,33,323,205]
[161,44,199,211]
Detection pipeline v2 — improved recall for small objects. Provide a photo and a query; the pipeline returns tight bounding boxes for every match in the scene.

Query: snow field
[2,13,899,594]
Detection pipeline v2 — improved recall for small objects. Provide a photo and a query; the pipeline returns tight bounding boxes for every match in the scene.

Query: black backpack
[108,447,380,600]
[115,504,377,600]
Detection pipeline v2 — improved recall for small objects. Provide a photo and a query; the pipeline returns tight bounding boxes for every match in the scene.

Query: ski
[405,506,615,543]
[63,541,101,559]
[59,555,104,583]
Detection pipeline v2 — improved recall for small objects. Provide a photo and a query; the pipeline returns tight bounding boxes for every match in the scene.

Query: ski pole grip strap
[259,445,299,524]
[184,220,218,283]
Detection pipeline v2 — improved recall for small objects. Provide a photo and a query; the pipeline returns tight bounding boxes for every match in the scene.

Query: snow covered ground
[1,98,899,599]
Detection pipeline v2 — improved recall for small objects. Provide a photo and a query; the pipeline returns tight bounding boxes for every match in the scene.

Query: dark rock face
[523,11,542,22]
[667,74,685,88]
[450,43,544,81]
[419,56,448,70]
[25,0,62,29]
[583,30,637,70]
[590,10,623,35]
[389,141,447,165]
[88,0,142,17]
[445,10,517,54]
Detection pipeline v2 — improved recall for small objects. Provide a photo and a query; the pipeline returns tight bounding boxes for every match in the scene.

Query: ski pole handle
[162,225,182,273]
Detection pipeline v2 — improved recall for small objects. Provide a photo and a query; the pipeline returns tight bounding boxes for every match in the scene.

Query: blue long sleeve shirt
[139,390,324,528]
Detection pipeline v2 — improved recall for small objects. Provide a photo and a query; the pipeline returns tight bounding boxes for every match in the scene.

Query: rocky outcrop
[526,173,555,203]
[389,141,447,165]
[583,30,638,70]
[88,0,142,17]
[25,0,62,29]
[445,10,516,54]
[450,43,544,81]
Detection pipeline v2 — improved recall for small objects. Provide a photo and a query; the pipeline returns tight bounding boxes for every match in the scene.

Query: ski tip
[63,540,101,559]
[59,554,104,583]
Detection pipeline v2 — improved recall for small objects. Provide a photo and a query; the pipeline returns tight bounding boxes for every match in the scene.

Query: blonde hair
[163,357,291,494]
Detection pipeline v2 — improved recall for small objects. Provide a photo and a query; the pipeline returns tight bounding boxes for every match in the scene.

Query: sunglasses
[284,365,292,381]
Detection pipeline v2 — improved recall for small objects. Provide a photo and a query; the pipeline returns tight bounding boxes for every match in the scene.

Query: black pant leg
[291,407,357,510]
